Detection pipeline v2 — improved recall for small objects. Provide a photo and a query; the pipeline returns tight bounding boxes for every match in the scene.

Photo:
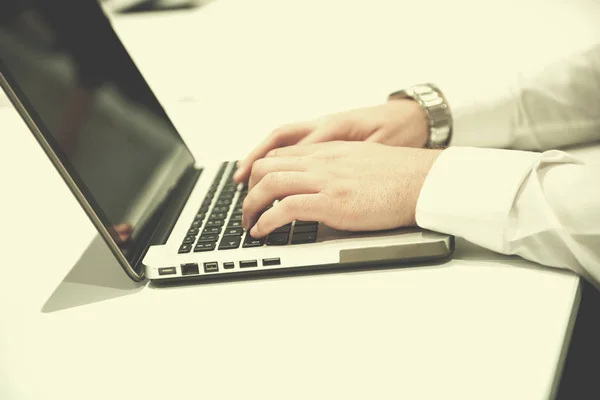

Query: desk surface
[0,1,595,399]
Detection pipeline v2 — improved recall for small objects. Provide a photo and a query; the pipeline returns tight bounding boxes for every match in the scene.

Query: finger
[296,122,343,145]
[250,193,330,237]
[263,141,332,159]
[364,129,385,142]
[234,122,315,183]
[247,156,307,191]
[242,171,322,230]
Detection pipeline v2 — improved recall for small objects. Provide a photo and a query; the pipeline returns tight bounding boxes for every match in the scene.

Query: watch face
[389,85,452,148]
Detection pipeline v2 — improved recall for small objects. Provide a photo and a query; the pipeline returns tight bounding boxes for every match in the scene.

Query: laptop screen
[0,0,195,269]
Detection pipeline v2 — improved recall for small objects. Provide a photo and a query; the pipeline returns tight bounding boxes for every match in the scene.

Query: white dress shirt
[416,45,600,287]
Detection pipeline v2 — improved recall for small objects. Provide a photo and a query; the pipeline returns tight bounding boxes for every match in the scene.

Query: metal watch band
[388,83,453,149]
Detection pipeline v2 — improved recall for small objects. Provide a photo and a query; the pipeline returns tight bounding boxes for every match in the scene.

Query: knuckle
[251,158,267,176]
[332,183,353,199]
[281,197,300,214]
[265,148,279,158]
[262,172,281,188]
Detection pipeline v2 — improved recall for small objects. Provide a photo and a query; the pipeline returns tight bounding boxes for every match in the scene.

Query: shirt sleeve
[439,44,600,151]
[416,147,600,287]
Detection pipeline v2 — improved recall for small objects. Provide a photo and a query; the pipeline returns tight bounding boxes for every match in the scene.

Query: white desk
[0,0,595,398]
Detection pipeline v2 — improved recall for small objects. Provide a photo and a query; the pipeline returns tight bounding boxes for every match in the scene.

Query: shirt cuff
[416,147,541,253]
[434,76,519,149]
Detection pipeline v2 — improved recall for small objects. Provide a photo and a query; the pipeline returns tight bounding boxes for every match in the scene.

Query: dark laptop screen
[0,0,195,267]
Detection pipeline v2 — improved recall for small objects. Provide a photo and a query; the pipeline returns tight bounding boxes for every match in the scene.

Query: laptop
[0,0,453,284]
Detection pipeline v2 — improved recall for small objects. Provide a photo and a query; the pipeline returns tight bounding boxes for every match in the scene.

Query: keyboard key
[195,213,206,221]
[293,224,318,233]
[227,221,242,229]
[229,213,242,222]
[223,227,244,236]
[190,220,202,228]
[272,224,292,234]
[178,243,192,253]
[219,194,235,202]
[291,232,317,244]
[182,235,196,244]
[203,227,222,235]
[197,234,219,243]
[267,233,289,246]
[198,205,210,213]
[212,206,230,213]
[205,219,225,227]
[194,242,216,252]
[215,199,232,206]
[218,237,241,250]
[243,234,264,248]
[187,228,200,236]
[210,212,227,220]
[295,220,318,226]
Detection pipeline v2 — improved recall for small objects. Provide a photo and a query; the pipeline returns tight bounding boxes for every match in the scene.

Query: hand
[241,141,442,237]
[234,100,429,183]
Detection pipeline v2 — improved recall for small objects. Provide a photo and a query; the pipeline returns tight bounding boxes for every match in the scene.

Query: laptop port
[262,258,281,266]
[204,262,219,273]
[158,267,177,276]
[223,262,235,269]
[239,260,258,268]
[181,263,199,275]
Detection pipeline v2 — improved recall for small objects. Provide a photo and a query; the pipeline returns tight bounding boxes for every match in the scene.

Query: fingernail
[233,169,242,181]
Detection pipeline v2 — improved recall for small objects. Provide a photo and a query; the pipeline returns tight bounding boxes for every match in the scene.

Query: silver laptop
[0,0,453,284]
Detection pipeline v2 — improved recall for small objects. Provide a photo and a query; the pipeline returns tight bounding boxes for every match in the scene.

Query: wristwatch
[388,83,453,148]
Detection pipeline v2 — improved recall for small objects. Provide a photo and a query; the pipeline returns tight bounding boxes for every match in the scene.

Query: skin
[234,99,442,238]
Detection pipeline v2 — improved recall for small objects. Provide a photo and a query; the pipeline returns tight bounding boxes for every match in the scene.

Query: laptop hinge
[130,166,202,272]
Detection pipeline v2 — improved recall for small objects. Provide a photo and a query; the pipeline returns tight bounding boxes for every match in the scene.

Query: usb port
[239,260,258,268]
[262,258,280,266]
[181,263,199,275]
[204,262,219,273]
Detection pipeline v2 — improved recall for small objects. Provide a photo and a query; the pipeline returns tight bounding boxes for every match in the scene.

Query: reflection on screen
[0,0,195,265]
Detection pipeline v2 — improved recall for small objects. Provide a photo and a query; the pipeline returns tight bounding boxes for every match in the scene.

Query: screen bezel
[0,52,197,281]
[0,69,149,281]
[0,2,200,281]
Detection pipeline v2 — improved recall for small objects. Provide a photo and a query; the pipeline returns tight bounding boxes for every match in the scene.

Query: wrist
[388,84,453,149]
[385,99,429,148]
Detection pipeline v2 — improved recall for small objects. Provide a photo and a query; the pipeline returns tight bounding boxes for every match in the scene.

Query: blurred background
[1,0,599,163]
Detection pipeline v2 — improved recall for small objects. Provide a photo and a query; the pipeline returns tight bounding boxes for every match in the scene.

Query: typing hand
[241,141,441,237]
[233,100,429,183]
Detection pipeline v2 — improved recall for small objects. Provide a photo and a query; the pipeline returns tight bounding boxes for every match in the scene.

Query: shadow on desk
[42,235,145,313]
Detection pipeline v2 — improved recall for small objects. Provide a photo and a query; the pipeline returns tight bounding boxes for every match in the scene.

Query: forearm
[439,44,600,151]
[416,147,600,287]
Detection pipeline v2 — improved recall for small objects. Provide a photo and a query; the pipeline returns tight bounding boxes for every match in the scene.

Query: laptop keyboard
[178,161,319,254]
